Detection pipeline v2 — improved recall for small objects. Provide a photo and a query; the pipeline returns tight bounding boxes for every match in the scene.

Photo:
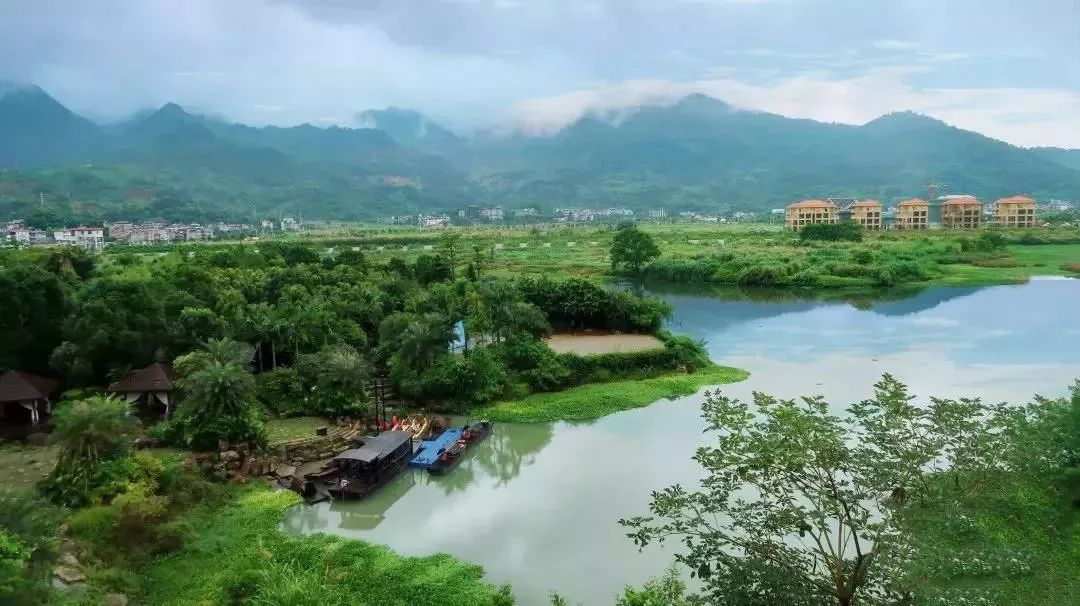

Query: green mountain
[1,86,1078,225]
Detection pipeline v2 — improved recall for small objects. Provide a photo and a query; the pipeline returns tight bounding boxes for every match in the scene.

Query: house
[107,221,133,241]
[0,370,58,425]
[894,199,930,230]
[851,200,883,230]
[941,196,982,229]
[54,226,105,251]
[994,195,1037,228]
[479,207,504,221]
[281,217,302,231]
[646,209,668,219]
[785,199,838,230]
[109,362,178,418]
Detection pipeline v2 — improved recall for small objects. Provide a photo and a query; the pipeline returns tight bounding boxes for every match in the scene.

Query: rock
[26,432,50,447]
[104,593,129,606]
[58,552,79,567]
[58,539,84,557]
[54,565,86,584]
[289,476,306,493]
[276,464,297,479]
[221,450,241,462]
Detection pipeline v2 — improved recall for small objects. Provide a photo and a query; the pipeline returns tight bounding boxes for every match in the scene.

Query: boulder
[220,450,241,462]
[58,539,84,558]
[275,464,297,480]
[54,565,86,584]
[104,594,129,606]
[26,432,50,447]
[58,552,79,567]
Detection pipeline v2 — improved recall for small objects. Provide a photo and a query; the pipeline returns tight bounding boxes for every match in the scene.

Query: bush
[972,258,1021,268]
[518,277,671,333]
[254,366,307,416]
[1060,262,1080,274]
[522,354,573,392]
[738,265,785,287]
[799,223,863,242]
[664,336,711,372]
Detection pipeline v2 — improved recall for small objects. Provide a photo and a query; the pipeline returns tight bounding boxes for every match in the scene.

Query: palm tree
[51,395,137,467]
[396,313,454,371]
[174,338,255,419]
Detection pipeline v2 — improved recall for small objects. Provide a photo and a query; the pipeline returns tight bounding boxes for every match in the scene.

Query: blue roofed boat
[409,421,493,475]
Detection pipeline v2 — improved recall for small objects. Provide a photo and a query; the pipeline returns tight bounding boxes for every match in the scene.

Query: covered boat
[409,420,493,475]
[305,430,414,500]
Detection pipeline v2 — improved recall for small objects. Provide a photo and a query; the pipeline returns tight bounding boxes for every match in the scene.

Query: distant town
[4,196,1076,251]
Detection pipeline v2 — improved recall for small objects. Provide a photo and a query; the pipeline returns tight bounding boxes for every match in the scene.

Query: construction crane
[928,182,947,201]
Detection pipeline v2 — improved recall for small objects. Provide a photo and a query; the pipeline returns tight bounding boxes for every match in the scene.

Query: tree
[173,338,264,448]
[50,395,137,468]
[610,224,660,273]
[439,231,462,280]
[0,263,70,372]
[621,376,996,606]
[301,344,373,417]
[385,313,455,372]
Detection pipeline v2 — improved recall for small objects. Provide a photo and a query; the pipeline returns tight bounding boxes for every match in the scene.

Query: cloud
[510,67,1080,147]
[873,39,919,51]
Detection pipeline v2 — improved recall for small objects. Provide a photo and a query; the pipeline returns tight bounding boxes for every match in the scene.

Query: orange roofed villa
[941,196,982,229]
[851,199,883,230]
[894,198,929,230]
[785,199,838,231]
[994,195,1037,228]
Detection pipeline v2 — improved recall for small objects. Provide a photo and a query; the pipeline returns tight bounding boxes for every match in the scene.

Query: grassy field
[265,416,332,445]
[473,365,749,423]
[0,443,57,490]
[934,243,1080,285]
[905,474,1080,606]
[139,488,512,606]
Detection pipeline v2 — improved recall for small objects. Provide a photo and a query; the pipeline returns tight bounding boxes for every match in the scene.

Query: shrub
[738,265,785,287]
[972,258,1021,268]
[1060,262,1080,274]
[664,336,711,372]
[255,366,307,416]
[522,354,573,392]
[799,223,863,242]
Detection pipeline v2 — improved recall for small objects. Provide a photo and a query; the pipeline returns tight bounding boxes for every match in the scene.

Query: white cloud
[511,67,1080,147]
[873,39,919,51]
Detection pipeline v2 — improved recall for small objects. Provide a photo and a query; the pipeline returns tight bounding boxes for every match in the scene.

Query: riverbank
[473,364,749,423]
[139,487,513,605]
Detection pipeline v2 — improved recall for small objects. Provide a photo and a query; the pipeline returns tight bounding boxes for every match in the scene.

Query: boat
[302,430,415,500]
[408,420,494,475]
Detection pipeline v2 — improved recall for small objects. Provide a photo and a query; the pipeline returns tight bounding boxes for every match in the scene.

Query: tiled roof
[109,363,176,393]
[897,198,929,207]
[853,199,882,207]
[943,196,980,206]
[787,199,837,209]
[0,371,58,403]
[994,195,1036,205]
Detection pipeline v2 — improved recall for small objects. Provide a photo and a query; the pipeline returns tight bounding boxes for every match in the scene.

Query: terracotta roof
[995,195,1036,205]
[898,198,929,207]
[853,199,882,207]
[0,371,58,403]
[943,196,980,206]
[109,363,176,393]
[787,199,837,209]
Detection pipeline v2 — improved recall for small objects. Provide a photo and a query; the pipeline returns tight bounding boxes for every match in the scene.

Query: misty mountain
[0,85,1078,225]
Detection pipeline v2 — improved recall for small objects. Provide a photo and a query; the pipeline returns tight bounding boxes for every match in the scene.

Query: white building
[54,226,105,251]
[281,217,302,231]
[646,209,667,219]
[479,207,504,221]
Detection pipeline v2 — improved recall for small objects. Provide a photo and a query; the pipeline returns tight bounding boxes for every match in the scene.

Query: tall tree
[610,224,660,273]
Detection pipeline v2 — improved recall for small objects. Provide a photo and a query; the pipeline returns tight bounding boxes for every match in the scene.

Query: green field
[474,364,749,423]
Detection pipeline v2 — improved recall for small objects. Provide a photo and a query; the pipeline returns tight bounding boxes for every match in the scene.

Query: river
[282,278,1080,605]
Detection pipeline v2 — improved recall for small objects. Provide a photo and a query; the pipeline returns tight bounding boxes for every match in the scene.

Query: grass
[0,443,57,490]
[905,474,1080,605]
[473,364,749,423]
[140,487,512,606]
[265,416,332,445]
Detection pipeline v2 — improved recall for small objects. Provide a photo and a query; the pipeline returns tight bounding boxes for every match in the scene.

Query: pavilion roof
[0,371,58,403]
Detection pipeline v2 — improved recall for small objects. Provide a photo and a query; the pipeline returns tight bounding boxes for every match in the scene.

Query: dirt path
[545,333,664,355]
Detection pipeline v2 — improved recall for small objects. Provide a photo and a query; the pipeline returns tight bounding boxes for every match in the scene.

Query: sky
[1,0,1079,147]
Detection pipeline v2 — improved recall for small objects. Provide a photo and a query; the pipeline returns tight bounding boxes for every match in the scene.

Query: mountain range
[0,83,1077,225]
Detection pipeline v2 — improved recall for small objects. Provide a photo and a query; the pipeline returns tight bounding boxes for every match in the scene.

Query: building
[994,195,1037,228]
[941,196,982,229]
[0,370,57,426]
[894,199,930,230]
[281,217,302,231]
[107,221,133,241]
[54,226,105,251]
[479,207,504,221]
[109,362,177,418]
[851,199,883,230]
[646,209,668,220]
[785,199,838,230]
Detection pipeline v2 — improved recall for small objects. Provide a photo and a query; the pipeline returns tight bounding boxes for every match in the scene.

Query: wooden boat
[302,430,414,500]
[425,420,494,476]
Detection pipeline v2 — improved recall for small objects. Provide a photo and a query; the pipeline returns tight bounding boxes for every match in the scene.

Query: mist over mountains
[1,83,1078,225]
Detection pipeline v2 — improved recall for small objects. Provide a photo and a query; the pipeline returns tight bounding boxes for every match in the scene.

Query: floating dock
[408,428,463,470]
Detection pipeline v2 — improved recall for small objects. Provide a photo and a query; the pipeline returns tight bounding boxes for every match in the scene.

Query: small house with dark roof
[109,362,177,417]
[0,371,58,425]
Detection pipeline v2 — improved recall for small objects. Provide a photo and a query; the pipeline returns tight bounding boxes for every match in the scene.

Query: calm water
[283,278,1080,605]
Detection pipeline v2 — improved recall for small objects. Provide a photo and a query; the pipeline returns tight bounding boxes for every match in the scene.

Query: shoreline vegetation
[475,364,749,423]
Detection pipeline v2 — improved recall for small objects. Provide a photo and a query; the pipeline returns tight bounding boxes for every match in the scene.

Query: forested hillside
[1,83,1078,225]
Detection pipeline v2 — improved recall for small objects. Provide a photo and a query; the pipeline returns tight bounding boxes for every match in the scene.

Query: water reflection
[282,279,1080,606]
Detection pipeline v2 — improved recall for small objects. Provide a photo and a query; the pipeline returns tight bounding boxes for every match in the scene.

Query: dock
[409,428,462,470]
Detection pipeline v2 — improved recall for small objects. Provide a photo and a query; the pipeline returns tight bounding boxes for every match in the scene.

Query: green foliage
[0,262,70,372]
[799,222,864,242]
[0,529,30,599]
[518,277,671,333]
[475,365,747,423]
[414,253,452,285]
[50,394,137,468]
[616,566,694,606]
[139,488,513,606]
[611,224,661,273]
[174,338,265,449]
[663,335,711,372]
